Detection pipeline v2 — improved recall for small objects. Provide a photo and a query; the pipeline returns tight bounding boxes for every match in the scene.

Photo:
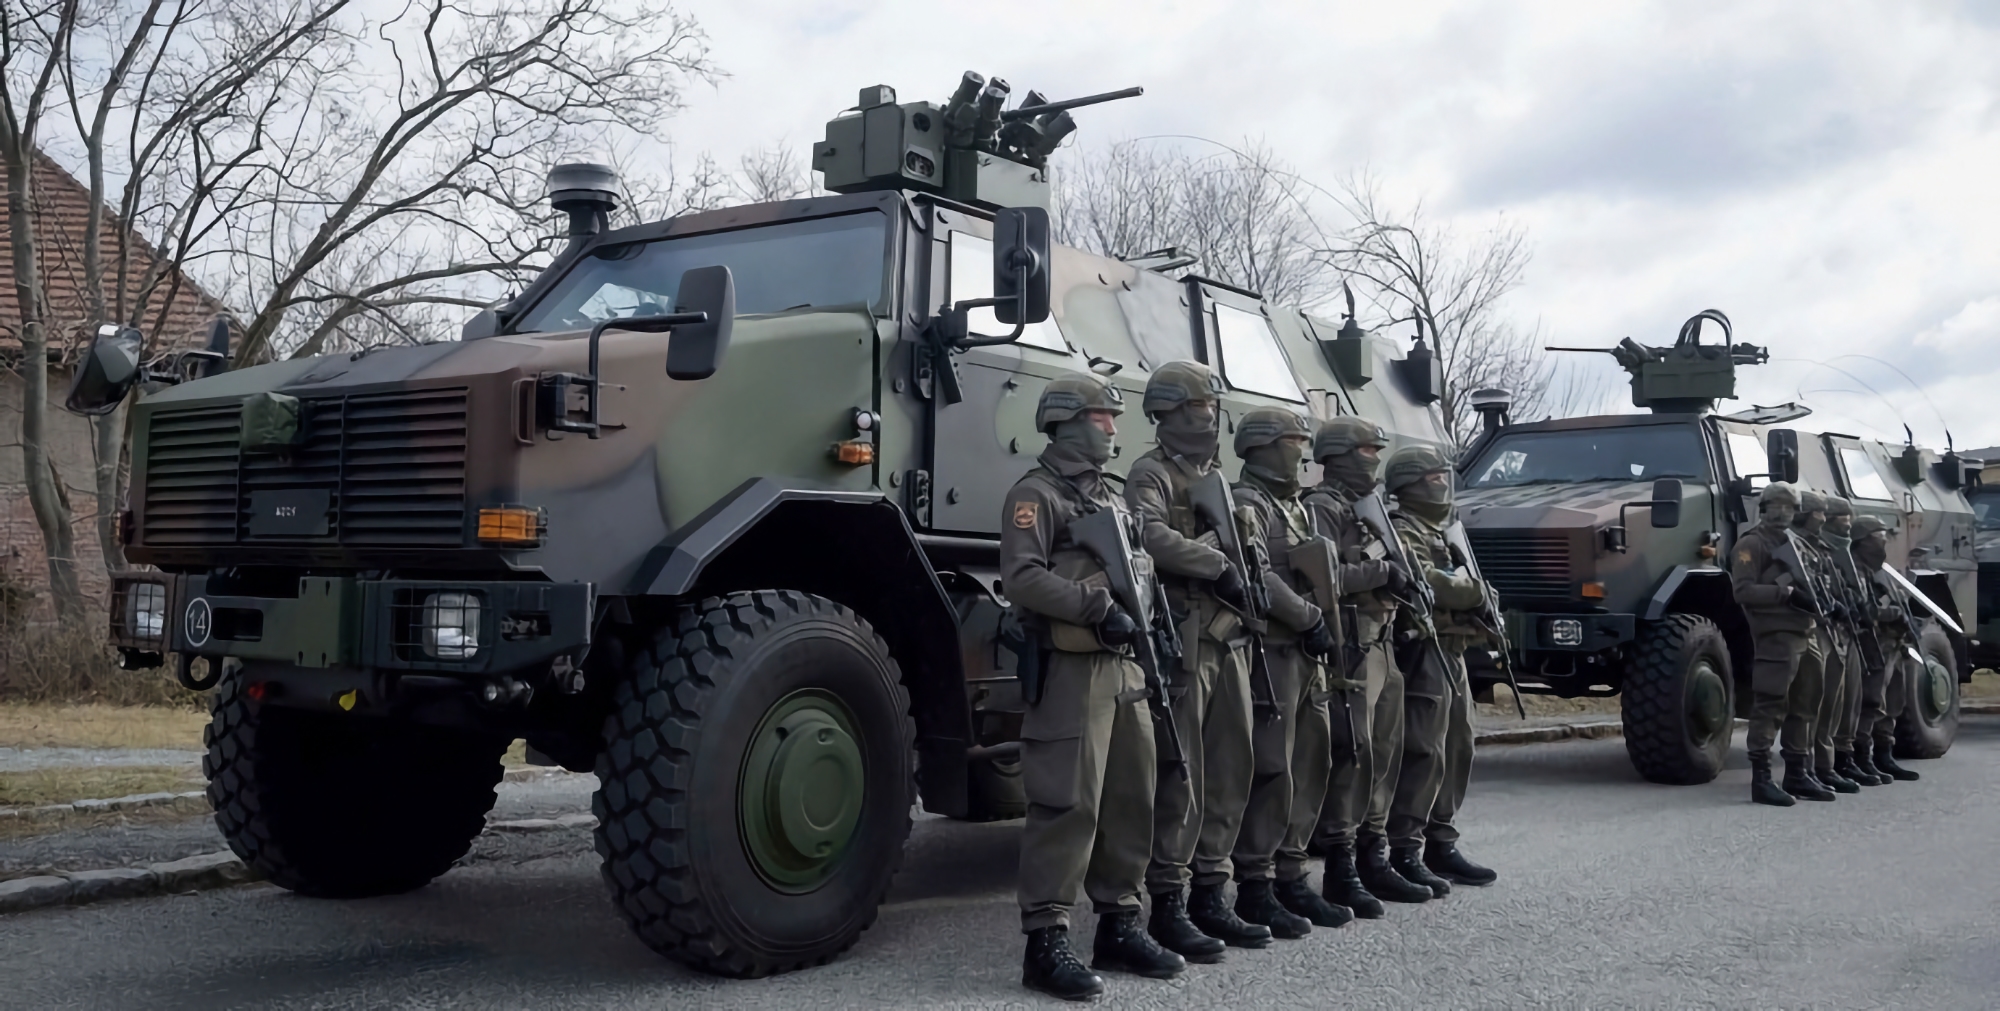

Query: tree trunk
[7,156,86,624]
[91,405,127,573]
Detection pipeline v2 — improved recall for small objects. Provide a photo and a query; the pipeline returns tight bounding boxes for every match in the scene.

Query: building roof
[0,149,231,363]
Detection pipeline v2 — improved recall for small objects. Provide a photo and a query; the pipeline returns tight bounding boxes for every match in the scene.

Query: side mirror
[1650,477,1683,528]
[1767,428,1800,484]
[992,206,1050,325]
[64,324,143,416]
[666,265,735,381]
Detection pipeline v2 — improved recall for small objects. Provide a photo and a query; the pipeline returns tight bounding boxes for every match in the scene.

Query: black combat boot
[1390,845,1452,898]
[1275,877,1352,928]
[1816,762,1860,793]
[1321,843,1384,919]
[1424,840,1498,887]
[1782,753,1836,801]
[1872,740,1920,781]
[1092,909,1186,979]
[1750,753,1795,807]
[1146,888,1225,964]
[1356,837,1432,904]
[1853,740,1889,784]
[1233,878,1311,939]
[1187,882,1272,948]
[1836,749,1881,787]
[1023,926,1104,1001]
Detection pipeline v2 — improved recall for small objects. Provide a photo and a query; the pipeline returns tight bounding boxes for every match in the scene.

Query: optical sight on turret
[1548,308,1769,414]
[813,72,1141,212]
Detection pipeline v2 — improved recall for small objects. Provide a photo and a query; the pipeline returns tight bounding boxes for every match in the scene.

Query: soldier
[1227,408,1346,938]
[1805,494,1861,792]
[1303,419,1428,915]
[1850,515,1923,783]
[1124,361,1268,958]
[1001,374,1183,1000]
[1384,446,1496,894]
[1729,481,1830,806]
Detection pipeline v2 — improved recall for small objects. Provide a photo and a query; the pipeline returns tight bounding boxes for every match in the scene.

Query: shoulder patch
[1013,500,1039,529]
[1736,549,1752,565]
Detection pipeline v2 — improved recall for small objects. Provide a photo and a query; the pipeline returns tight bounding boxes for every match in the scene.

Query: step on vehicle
[67,74,1461,978]
[1456,310,1975,785]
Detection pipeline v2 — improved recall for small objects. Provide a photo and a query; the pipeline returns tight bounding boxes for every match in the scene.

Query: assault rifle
[1815,536,1888,675]
[1290,537,1362,758]
[1070,506,1189,781]
[1353,490,1460,705]
[1444,524,1526,719]
[1189,469,1280,721]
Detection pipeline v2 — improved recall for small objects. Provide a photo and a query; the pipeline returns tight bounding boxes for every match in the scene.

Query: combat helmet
[1758,482,1800,509]
[1314,416,1389,462]
[1823,495,1853,518]
[1797,488,1826,514]
[1233,407,1313,456]
[1852,514,1890,538]
[1036,373,1124,432]
[1142,360,1224,418]
[1384,444,1452,493]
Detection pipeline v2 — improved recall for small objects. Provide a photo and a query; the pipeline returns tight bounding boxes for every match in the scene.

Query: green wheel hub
[739,689,866,893]
[1686,661,1729,743]
[1921,656,1954,719]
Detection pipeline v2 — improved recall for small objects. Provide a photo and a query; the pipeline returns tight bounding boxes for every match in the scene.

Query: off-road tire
[594,590,915,978]
[1894,624,1960,759]
[204,672,508,898]
[1621,614,1734,785]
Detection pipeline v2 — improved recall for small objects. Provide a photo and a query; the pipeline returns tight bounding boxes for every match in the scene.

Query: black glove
[1097,605,1139,647]
[1825,600,1849,623]
[1787,586,1820,614]
[1211,565,1250,612]
[1383,560,1412,595]
[1300,618,1336,659]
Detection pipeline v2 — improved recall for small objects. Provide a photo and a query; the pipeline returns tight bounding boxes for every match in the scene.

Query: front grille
[1467,530,1574,603]
[143,389,468,548]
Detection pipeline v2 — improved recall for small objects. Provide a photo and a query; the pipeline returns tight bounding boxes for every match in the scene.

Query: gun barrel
[1543,346,1615,353]
[1000,86,1144,121]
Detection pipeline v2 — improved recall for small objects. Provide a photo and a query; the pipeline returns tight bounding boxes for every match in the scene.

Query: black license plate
[247,489,331,537]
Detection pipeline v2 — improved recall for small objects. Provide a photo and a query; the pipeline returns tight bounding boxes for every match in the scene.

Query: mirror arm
[552,312,708,439]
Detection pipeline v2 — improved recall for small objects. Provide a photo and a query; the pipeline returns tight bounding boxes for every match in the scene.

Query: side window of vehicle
[1213,302,1304,402]
[1724,431,1769,489]
[1838,445,1894,500]
[948,230,1068,353]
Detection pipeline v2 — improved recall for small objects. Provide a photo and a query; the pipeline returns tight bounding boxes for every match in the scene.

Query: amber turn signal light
[831,440,875,465]
[477,506,546,547]
[1697,545,1718,559]
[1580,581,1606,599]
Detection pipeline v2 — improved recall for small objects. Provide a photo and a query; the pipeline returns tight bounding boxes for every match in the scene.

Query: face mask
[1050,417,1113,467]
[1825,515,1852,537]
[1760,503,1797,529]
[1395,471,1453,522]
[1155,402,1219,460]
[1322,450,1381,496]
[1795,510,1825,534]
[1244,440,1306,496]
[1854,534,1887,568]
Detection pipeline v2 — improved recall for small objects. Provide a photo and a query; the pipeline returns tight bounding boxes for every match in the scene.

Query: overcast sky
[651,0,2000,450]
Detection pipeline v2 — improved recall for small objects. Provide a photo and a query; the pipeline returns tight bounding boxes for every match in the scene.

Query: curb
[489,813,597,832]
[1962,701,2000,716]
[0,851,258,915]
[0,790,206,823]
[1474,720,1624,746]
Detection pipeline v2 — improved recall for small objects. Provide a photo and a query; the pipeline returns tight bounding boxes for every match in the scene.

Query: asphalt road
[4,720,1998,1009]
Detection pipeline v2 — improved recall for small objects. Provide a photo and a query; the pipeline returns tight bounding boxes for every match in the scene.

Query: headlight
[1546,618,1584,647]
[421,591,482,659]
[125,582,167,640]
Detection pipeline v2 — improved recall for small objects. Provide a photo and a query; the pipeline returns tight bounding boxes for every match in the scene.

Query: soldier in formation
[1794,490,1858,796]
[1731,482,1831,806]
[1001,374,1182,999]
[1384,446,1498,889]
[1850,514,1922,783]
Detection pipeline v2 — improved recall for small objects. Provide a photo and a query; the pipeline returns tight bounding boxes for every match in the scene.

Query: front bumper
[1507,610,1636,653]
[109,573,592,676]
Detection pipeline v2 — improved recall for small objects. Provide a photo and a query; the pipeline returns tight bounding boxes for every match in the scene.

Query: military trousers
[1018,649,1157,932]
[1388,639,1474,846]
[1871,641,1915,745]
[1231,642,1331,883]
[1745,627,1824,760]
[1812,627,1853,766]
[1314,614,1399,849]
[1146,631,1254,892]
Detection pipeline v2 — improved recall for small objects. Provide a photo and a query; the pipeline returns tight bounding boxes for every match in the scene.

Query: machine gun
[1353,490,1463,704]
[1290,537,1362,758]
[1444,523,1526,719]
[1189,470,1280,721]
[1070,506,1189,781]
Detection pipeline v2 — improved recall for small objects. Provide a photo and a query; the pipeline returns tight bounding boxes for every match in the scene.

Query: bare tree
[1055,140,1336,308]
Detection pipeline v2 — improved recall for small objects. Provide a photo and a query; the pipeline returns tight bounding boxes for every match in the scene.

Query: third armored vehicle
[1457,310,1974,785]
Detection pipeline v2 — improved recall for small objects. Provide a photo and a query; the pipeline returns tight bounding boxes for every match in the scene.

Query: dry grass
[1479,685,1621,722]
[0,703,209,750]
[1964,669,2000,700]
[0,765,202,807]
[0,797,209,844]
[0,620,197,708]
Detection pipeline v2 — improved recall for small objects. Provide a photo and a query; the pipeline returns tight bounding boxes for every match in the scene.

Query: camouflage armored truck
[1457,310,1975,786]
[1955,452,2000,669]
[66,74,1457,978]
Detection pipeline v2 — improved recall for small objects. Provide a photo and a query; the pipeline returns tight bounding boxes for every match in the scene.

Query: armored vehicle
[1457,310,1975,785]
[68,74,1456,978]
[1956,448,2000,669]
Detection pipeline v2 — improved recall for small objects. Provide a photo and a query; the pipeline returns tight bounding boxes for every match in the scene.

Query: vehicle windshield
[1466,425,1709,488]
[511,212,888,333]
[1971,489,2000,531]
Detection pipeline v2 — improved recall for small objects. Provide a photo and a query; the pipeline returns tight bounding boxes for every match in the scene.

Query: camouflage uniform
[1851,515,1921,782]
[1227,409,1338,935]
[1123,361,1267,952]
[1302,419,1404,916]
[1806,494,1861,790]
[1730,482,1827,804]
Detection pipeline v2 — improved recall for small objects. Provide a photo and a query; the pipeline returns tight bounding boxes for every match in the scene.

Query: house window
[1213,302,1303,402]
